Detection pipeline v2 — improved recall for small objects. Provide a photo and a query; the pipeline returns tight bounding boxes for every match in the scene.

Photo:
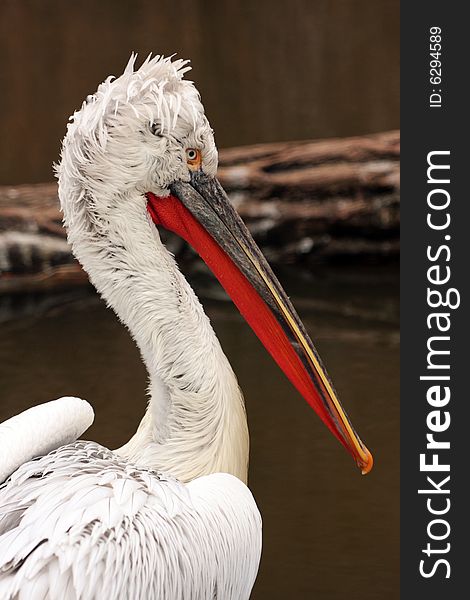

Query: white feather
[0,443,261,600]
[0,398,94,483]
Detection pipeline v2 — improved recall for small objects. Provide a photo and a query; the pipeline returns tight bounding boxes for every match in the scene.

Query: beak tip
[359,447,374,475]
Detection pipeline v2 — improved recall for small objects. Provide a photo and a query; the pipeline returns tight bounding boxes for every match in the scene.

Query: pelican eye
[186,148,202,170]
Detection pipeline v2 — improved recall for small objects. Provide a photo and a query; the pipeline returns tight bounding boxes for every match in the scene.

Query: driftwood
[0,131,399,294]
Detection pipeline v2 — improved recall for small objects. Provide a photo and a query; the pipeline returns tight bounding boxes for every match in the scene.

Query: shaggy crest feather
[71,54,195,141]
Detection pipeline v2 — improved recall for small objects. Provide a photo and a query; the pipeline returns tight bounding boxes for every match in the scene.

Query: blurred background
[0,1,399,599]
[0,0,398,184]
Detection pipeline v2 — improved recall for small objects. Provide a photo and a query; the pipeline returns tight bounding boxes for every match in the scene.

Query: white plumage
[0,54,261,599]
[56,53,250,484]
[0,439,261,600]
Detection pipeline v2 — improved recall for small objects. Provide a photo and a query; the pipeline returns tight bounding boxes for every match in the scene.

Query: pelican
[0,54,372,599]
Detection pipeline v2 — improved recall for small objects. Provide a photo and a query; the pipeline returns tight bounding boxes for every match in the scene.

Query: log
[0,130,399,294]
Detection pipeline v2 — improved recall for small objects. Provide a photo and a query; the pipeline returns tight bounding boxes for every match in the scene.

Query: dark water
[0,266,399,599]
[0,0,399,185]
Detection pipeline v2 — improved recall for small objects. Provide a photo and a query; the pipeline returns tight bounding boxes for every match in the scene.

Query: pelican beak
[146,171,373,474]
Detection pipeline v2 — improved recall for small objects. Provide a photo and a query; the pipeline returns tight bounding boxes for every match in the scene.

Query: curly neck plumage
[64,187,249,484]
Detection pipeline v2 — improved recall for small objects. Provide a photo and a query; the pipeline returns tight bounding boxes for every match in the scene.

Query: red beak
[146,172,373,474]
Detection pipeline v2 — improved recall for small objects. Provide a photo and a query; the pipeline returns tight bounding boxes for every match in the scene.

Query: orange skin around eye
[186,148,202,171]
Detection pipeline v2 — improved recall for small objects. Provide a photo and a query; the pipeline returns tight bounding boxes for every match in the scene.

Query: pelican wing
[0,398,94,484]
[0,441,261,600]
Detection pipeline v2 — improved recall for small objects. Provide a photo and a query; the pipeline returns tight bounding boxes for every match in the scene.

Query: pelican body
[0,55,372,599]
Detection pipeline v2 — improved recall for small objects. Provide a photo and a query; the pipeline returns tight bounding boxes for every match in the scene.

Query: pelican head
[57,54,216,221]
[56,54,372,476]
